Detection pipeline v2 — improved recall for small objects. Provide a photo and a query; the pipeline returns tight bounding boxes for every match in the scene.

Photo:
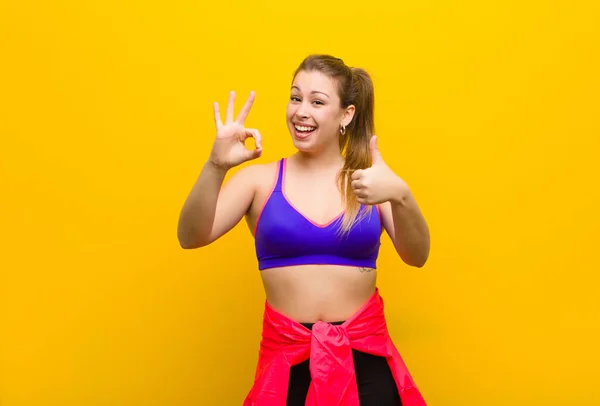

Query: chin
[290,137,314,151]
[292,142,316,153]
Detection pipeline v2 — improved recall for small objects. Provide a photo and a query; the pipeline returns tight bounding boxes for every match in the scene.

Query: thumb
[369,135,381,165]
[247,145,262,160]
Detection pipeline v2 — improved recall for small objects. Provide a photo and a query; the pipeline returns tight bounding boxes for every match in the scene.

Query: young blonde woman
[178,54,430,406]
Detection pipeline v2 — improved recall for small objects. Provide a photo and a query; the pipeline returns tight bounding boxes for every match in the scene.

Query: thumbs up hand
[351,135,409,206]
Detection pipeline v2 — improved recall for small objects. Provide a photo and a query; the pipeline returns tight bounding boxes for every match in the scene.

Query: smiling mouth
[294,124,317,133]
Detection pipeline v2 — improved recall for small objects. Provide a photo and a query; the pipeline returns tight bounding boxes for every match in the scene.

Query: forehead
[291,70,339,96]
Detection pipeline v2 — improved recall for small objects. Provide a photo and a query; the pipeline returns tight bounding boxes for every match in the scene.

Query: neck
[292,145,345,172]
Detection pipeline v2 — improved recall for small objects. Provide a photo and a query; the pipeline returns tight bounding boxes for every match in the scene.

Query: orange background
[1,0,599,405]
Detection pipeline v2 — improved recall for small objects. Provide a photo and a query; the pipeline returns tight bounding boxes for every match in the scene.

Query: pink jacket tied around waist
[244,289,427,405]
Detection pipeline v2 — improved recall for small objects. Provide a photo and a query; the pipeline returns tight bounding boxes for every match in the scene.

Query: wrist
[205,159,230,177]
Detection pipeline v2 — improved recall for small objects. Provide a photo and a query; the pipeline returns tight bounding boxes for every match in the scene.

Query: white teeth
[295,125,316,132]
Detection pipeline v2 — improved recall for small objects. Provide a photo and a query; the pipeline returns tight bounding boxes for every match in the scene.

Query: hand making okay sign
[209,90,263,170]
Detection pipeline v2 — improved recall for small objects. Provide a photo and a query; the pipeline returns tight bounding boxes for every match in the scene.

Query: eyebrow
[291,85,330,98]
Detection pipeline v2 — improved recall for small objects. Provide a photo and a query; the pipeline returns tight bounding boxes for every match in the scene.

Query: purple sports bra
[254,158,382,271]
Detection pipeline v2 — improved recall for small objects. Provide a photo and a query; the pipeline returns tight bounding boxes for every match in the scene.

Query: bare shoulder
[224,159,278,186]
[252,159,282,198]
[253,159,280,187]
[225,159,281,205]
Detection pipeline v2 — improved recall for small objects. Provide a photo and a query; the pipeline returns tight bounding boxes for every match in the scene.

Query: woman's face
[286,69,354,154]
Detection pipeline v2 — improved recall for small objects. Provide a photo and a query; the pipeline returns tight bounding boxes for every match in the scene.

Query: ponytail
[336,67,376,237]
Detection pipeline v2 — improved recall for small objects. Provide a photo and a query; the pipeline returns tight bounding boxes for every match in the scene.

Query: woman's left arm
[379,183,430,268]
[351,135,430,267]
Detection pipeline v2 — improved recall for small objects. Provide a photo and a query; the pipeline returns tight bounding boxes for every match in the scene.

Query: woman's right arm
[177,162,257,249]
[177,90,262,249]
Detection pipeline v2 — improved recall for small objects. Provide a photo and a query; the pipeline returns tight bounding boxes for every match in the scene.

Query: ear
[341,104,356,128]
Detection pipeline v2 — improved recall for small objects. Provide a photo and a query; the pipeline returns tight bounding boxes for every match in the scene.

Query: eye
[290,96,301,102]
[313,100,324,106]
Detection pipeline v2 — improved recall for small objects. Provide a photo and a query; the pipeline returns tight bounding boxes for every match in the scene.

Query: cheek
[315,111,338,132]
[286,103,297,120]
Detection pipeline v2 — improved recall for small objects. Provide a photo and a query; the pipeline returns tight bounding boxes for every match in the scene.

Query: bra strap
[273,158,285,192]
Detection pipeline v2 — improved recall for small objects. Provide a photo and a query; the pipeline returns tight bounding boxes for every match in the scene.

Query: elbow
[402,254,428,268]
[409,256,428,268]
[178,235,196,249]
[409,238,430,268]
[179,240,201,249]
[179,240,209,250]
[178,235,210,249]
[398,246,430,268]
[412,246,430,268]
[177,230,209,250]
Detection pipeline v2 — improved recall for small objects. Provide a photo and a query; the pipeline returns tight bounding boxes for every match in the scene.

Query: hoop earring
[339,124,346,135]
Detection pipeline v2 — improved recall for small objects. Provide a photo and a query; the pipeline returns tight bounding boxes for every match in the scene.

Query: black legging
[286,322,402,406]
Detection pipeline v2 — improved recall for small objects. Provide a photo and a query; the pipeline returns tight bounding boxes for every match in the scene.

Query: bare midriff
[260,264,377,323]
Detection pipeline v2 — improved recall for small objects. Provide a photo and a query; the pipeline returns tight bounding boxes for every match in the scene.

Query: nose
[295,101,310,119]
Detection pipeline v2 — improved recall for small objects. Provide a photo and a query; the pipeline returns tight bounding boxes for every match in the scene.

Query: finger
[351,170,363,181]
[351,180,362,190]
[236,91,256,124]
[246,147,263,161]
[213,102,223,129]
[356,196,369,205]
[369,135,381,165]
[251,129,263,149]
[225,90,236,124]
[354,189,367,198]
[242,130,263,161]
[241,128,263,149]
